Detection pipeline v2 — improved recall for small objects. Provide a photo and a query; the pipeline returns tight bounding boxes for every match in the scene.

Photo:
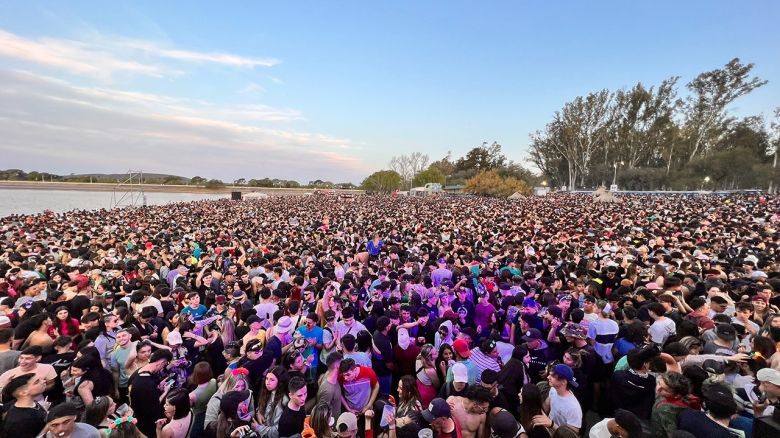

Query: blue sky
[0,1,778,183]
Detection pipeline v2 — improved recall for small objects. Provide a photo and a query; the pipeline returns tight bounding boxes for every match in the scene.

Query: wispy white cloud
[0,70,366,182]
[0,29,171,79]
[118,39,279,68]
[0,29,279,80]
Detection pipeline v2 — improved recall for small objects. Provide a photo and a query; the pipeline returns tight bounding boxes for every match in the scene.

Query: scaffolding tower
[110,170,147,209]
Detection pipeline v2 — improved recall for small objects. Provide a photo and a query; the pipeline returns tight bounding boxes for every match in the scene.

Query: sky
[0,1,778,184]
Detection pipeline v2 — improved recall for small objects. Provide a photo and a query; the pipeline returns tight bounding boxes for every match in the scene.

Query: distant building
[409,183,443,197]
[443,184,465,194]
[534,186,550,196]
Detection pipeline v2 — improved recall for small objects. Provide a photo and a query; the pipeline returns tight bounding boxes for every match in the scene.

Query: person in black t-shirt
[128,349,174,438]
[1,373,48,438]
[40,336,76,405]
[372,316,395,395]
[277,376,307,438]
[236,339,273,389]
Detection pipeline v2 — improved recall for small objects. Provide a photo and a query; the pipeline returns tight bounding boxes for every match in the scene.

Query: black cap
[716,323,736,341]
[421,398,451,422]
[46,402,81,423]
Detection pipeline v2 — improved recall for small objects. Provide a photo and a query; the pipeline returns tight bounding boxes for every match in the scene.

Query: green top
[191,378,218,415]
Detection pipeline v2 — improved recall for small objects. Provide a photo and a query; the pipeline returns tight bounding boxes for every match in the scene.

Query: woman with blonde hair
[415,344,439,407]
[204,368,252,430]
[315,287,339,327]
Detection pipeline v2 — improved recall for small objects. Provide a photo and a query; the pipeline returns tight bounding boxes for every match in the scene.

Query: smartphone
[116,403,130,416]
[380,404,395,427]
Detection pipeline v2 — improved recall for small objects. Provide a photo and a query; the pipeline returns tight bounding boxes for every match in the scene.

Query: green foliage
[412,168,445,187]
[246,178,300,188]
[190,176,207,185]
[361,170,403,193]
[423,143,536,188]
[204,179,225,188]
[308,180,335,189]
[529,58,772,190]
[455,141,506,171]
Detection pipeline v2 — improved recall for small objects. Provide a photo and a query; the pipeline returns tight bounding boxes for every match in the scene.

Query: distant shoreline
[0,181,362,195]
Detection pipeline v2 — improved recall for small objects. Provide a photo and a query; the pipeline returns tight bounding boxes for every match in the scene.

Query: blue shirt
[367,239,384,256]
[296,325,324,367]
[180,304,207,320]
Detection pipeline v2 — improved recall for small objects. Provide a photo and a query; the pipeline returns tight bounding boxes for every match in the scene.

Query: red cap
[452,339,471,358]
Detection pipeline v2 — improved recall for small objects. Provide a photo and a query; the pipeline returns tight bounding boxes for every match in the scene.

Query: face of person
[234,378,247,392]
[547,372,564,389]
[18,353,38,369]
[305,318,316,330]
[443,349,453,361]
[290,386,307,406]
[342,367,359,382]
[606,419,623,437]
[189,295,200,307]
[468,399,490,415]
[24,375,47,396]
[759,380,780,398]
[138,346,152,361]
[47,415,77,438]
[164,399,175,418]
[107,397,117,414]
[70,366,85,377]
[116,331,131,346]
[563,353,576,367]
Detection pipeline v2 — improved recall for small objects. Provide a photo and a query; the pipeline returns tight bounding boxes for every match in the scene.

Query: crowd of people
[0,192,779,438]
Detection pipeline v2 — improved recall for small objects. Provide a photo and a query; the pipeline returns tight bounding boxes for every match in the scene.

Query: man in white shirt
[531,364,582,433]
[647,302,676,346]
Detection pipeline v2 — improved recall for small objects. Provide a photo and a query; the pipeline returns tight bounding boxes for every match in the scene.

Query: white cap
[757,368,780,386]
[452,362,468,383]
[166,330,183,346]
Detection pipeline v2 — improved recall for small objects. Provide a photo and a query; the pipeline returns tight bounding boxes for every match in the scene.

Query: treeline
[0,169,189,185]
[361,143,538,196]
[529,58,780,191]
[0,170,357,190]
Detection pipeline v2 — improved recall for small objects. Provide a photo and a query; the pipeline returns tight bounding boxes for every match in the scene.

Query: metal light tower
[110,170,146,209]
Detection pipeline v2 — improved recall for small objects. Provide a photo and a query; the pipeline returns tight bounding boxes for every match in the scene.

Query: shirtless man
[446,385,492,438]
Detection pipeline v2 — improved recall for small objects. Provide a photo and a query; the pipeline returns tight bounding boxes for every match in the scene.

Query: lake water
[0,189,227,217]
